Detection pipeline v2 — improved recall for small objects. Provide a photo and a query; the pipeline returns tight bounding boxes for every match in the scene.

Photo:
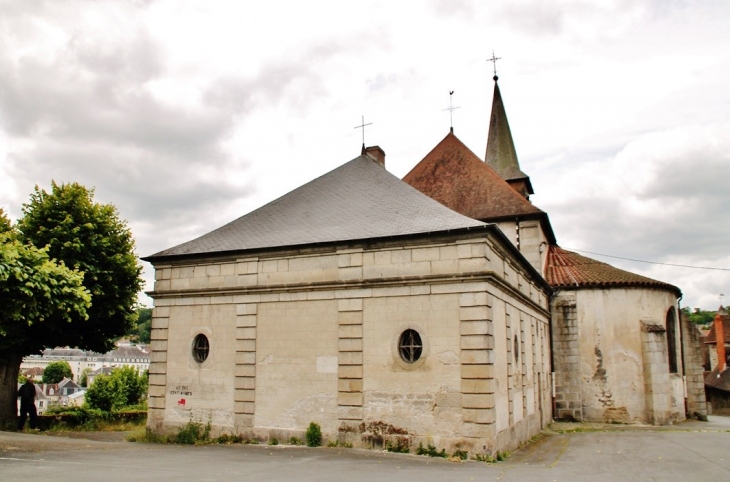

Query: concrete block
[338,338,363,352]
[234,402,255,415]
[337,406,363,420]
[149,374,166,386]
[339,352,363,365]
[236,315,257,327]
[148,363,167,375]
[459,292,494,308]
[460,320,493,336]
[148,385,166,397]
[461,364,494,379]
[462,394,495,409]
[150,328,168,341]
[235,389,256,402]
[235,339,256,352]
[339,324,363,339]
[235,327,256,340]
[234,377,256,390]
[148,397,165,409]
[339,266,363,280]
[338,392,363,406]
[234,414,254,426]
[150,351,167,363]
[339,365,363,379]
[461,349,493,365]
[338,379,363,392]
[236,304,258,316]
[461,335,494,350]
[235,365,256,377]
[234,352,256,365]
[461,378,496,394]
[460,306,492,321]
[338,311,363,325]
[338,299,363,312]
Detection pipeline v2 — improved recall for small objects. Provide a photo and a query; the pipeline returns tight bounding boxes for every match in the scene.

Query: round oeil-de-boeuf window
[398,329,423,363]
[192,334,210,363]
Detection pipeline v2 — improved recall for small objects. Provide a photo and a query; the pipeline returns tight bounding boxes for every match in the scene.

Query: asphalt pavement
[1,416,729,481]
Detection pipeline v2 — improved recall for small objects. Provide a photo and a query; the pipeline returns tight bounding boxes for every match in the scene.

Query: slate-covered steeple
[485,75,534,199]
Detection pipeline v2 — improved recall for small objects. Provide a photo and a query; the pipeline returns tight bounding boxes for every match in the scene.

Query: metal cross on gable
[487,50,502,78]
[354,115,372,147]
[442,90,460,132]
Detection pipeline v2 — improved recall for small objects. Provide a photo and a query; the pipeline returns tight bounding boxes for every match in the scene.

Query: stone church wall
[551,287,684,424]
[495,219,549,275]
[147,233,551,456]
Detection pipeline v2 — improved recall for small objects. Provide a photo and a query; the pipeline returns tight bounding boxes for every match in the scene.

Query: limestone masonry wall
[147,234,551,456]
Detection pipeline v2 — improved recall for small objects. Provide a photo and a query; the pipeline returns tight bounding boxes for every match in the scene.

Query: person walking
[18,376,38,431]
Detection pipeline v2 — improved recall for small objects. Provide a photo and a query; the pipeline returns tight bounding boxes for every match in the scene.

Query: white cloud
[1,0,728,308]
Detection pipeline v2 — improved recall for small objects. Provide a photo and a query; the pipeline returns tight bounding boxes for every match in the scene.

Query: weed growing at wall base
[306,422,322,447]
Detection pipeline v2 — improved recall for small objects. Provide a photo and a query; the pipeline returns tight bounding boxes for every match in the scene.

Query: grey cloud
[543,132,730,270]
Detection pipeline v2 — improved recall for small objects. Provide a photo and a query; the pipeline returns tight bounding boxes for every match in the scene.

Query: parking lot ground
[1,416,728,481]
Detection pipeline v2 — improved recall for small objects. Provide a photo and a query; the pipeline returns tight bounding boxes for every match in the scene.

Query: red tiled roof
[403,131,544,221]
[705,313,730,344]
[705,367,730,392]
[545,245,680,294]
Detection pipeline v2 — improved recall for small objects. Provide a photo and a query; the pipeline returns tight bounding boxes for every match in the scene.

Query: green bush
[289,436,301,445]
[305,422,322,447]
[84,366,148,412]
[416,442,447,458]
[175,421,211,445]
[452,449,468,460]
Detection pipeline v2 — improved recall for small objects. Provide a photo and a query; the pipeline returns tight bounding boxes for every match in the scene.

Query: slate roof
[146,155,488,261]
[485,79,532,192]
[403,131,554,225]
[545,246,681,294]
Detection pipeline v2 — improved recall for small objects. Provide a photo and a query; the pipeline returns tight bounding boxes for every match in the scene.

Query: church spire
[485,75,534,198]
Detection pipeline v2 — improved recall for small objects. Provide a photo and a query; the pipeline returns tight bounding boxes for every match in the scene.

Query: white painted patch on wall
[316,356,338,373]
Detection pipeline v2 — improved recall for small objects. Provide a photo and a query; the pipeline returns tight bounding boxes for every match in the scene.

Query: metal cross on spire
[442,90,460,133]
[354,115,372,150]
[487,50,502,80]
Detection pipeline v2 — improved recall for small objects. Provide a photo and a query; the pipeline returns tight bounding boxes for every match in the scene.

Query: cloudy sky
[1,0,728,309]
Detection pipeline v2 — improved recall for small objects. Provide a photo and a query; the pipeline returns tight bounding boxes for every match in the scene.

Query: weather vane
[442,91,460,132]
[487,50,501,80]
[354,115,372,150]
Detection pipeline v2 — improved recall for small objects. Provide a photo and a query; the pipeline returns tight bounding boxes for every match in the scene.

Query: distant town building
[21,342,150,381]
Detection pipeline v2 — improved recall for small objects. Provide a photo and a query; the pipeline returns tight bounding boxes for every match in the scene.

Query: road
[1,417,729,481]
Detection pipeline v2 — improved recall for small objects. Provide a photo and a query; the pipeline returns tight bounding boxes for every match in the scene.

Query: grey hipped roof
[145,155,488,261]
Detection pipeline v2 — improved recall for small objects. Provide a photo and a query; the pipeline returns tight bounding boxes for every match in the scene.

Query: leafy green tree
[124,307,152,343]
[112,366,147,406]
[0,227,90,426]
[0,182,143,427]
[682,307,716,326]
[42,361,74,384]
[84,374,125,412]
[17,182,143,351]
[84,367,147,411]
[137,308,152,344]
[79,367,93,388]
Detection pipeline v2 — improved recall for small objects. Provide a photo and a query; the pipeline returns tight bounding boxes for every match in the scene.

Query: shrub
[416,442,447,458]
[289,436,302,445]
[175,421,211,445]
[305,422,322,447]
[269,437,279,445]
[452,450,468,460]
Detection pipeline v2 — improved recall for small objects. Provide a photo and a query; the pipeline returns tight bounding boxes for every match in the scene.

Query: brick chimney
[364,146,385,167]
[715,310,726,372]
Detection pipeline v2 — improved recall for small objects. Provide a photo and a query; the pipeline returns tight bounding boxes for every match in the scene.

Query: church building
[144,71,705,456]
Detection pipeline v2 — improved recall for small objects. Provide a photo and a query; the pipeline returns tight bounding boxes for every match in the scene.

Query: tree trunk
[0,352,23,429]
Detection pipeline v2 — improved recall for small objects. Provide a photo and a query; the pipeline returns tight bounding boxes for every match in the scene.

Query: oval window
[192,334,210,363]
[398,329,423,363]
